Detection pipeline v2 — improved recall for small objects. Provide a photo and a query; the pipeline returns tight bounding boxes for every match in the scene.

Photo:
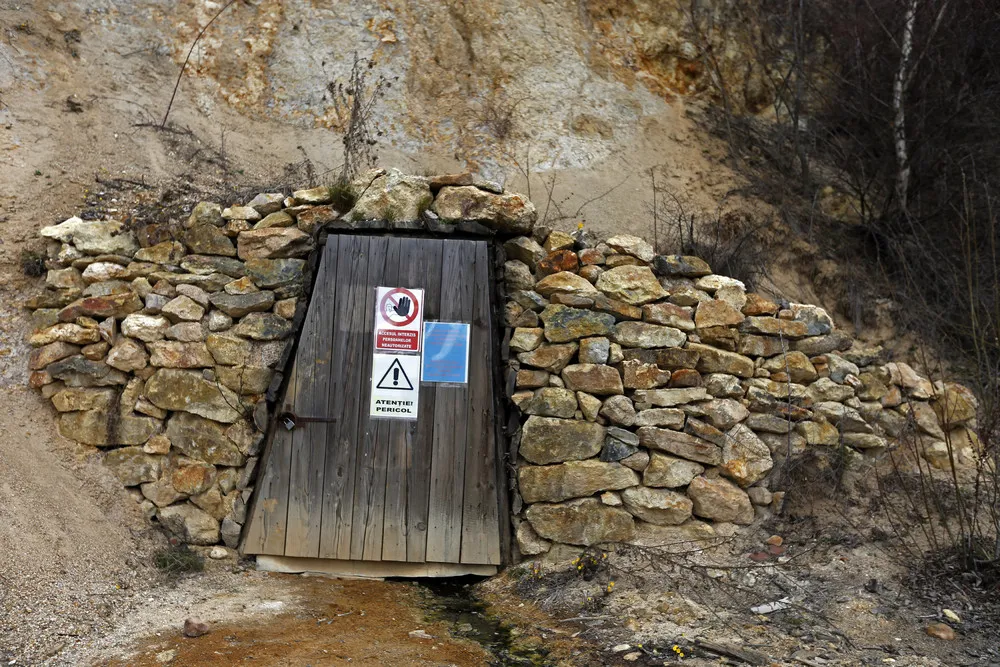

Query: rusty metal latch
[279,412,338,431]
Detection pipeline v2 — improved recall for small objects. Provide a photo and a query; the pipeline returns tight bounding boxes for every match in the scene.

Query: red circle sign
[379,288,419,327]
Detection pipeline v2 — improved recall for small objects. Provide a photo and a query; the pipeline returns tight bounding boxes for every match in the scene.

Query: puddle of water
[414,577,552,666]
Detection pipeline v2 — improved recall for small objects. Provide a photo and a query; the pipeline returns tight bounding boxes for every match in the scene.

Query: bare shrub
[649,178,770,290]
[328,53,391,184]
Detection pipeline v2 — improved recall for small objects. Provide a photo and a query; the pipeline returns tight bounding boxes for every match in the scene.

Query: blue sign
[421,322,470,384]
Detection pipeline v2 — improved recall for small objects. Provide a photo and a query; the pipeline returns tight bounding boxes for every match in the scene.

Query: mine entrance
[242,235,505,576]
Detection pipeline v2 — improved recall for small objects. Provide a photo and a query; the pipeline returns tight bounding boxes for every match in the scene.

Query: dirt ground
[83,572,490,667]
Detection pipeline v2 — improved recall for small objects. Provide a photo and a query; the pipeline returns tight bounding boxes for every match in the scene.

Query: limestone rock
[148,341,214,368]
[183,223,237,256]
[562,364,624,395]
[517,343,578,373]
[807,377,855,403]
[523,388,578,418]
[637,427,722,465]
[535,272,599,298]
[789,303,834,336]
[595,266,666,305]
[518,460,639,502]
[57,292,143,321]
[525,498,634,546]
[762,352,818,384]
[29,341,80,369]
[620,450,651,472]
[292,185,333,205]
[82,262,130,284]
[740,317,809,339]
[503,237,546,269]
[104,447,161,486]
[158,503,220,545]
[627,520,717,548]
[792,331,853,356]
[721,424,773,486]
[210,291,275,318]
[695,300,745,328]
[694,275,745,292]
[644,453,704,488]
[699,399,750,430]
[622,359,670,389]
[140,477,185,508]
[47,355,128,387]
[106,339,150,371]
[170,457,217,495]
[30,323,101,347]
[621,487,693,526]
[166,412,246,465]
[651,255,712,278]
[181,255,246,278]
[634,408,685,429]
[737,334,788,358]
[687,476,754,524]
[536,250,580,276]
[539,305,615,342]
[40,217,139,256]
[576,391,601,422]
[165,322,205,342]
[632,387,709,407]
[432,186,536,234]
[510,328,544,353]
[161,295,205,322]
[796,420,840,446]
[613,322,685,348]
[686,343,754,378]
[932,382,977,425]
[515,520,551,555]
[504,260,535,291]
[599,395,637,427]
[50,387,115,412]
[642,302,694,330]
[121,314,170,342]
[578,337,611,364]
[704,373,743,398]
[206,334,285,367]
[245,258,306,289]
[520,416,605,464]
[237,228,314,260]
[230,312,293,340]
[145,369,242,423]
[606,235,655,263]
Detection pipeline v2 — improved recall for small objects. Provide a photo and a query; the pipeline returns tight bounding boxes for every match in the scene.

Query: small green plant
[33,170,41,176]
[329,179,356,212]
[153,544,204,577]
[20,250,46,277]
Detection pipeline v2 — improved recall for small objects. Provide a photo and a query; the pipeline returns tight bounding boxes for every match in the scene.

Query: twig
[161,0,241,128]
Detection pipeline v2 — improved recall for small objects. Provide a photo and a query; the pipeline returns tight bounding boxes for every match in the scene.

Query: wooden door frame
[240,230,513,570]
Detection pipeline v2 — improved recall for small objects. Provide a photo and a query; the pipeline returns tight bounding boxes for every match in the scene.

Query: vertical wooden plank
[461,241,502,565]
[350,236,389,560]
[360,237,402,560]
[382,239,437,561]
[284,240,339,557]
[425,240,475,563]
[405,239,443,562]
[318,235,370,560]
[242,361,297,554]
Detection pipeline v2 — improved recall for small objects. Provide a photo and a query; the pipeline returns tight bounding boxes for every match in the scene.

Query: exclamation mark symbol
[392,368,399,386]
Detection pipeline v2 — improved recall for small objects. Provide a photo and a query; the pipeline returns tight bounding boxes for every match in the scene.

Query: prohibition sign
[379,287,419,327]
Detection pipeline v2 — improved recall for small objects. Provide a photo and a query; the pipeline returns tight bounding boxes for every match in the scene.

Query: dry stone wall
[22,168,534,548]
[22,167,977,558]
[501,230,980,558]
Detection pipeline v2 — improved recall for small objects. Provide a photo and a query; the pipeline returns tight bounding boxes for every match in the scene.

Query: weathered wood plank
[350,236,388,560]
[361,237,402,560]
[318,235,370,559]
[425,240,475,563]
[461,241,501,565]
[405,239,443,562]
[242,359,297,554]
[284,238,339,557]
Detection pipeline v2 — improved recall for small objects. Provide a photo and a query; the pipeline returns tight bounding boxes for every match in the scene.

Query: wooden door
[242,235,502,567]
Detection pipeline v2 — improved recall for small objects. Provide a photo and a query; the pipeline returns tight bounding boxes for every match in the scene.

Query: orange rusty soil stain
[101,576,490,667]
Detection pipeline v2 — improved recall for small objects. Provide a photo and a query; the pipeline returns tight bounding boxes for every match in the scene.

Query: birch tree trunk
[893,0,918,214]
